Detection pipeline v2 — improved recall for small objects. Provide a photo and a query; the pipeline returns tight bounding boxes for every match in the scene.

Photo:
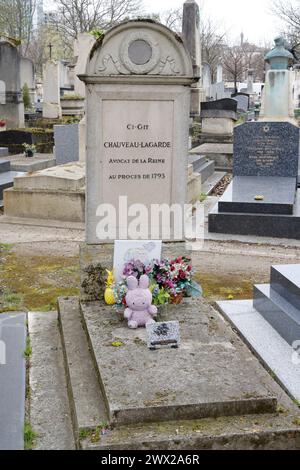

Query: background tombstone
[201,98,238,135]
[216,63,223,83]
[0,39,24,129]
[202,62,212,100]
[209,38,300,240]
[80,20,194,244]
[54,124,79,165]
[182,0,204,115]
[73,33,95,98]
[231,92,250,113]
[43,61,62,119]
[20,58,36,107]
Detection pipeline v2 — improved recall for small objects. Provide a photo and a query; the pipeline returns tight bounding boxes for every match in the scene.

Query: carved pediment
[86,20,193,78]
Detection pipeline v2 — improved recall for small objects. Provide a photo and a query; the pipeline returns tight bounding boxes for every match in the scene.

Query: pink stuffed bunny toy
[124,275,158,329]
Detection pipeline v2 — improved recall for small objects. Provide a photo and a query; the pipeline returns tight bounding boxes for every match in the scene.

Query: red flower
[0,120,6,128]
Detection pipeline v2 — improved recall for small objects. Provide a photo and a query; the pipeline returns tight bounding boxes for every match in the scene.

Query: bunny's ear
[127,276,138,290]
[139,275,149,289]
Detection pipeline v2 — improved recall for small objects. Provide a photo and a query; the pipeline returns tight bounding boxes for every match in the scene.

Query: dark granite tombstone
[231,92,250,113]
[234,122,299,177]
[201,98,237,112]
[209,120,300,238]
[201,98,238,120]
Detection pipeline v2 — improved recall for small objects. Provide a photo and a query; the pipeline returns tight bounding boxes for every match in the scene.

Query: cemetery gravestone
[201,98,238,135]
[231,92,250,113]
[182,0,204,115]
[209,39,300,239]
[20,58,36,106]
[80,20,194,244]
[43,61,62,119]
[0,39,24,129]
[54,124,79,165]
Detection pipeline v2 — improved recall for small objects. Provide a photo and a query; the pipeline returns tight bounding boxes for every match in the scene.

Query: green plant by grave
[24,422,37,450]
[22,83,32,110]
[23,336,32,359]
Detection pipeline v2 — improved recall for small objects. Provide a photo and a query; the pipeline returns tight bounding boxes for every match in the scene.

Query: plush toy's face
[125,274,153,311]
[126,289,152,311]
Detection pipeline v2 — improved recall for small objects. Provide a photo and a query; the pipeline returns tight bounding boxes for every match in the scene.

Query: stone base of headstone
[209,188,300,239]
[56,294,300,449]
[202,117,234,136]
[190,143,233,172]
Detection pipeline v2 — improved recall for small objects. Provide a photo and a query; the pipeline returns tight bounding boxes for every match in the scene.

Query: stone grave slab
[209,189,300,239]
[233,122,299,177]
[81,298,277,427]
[0,159,11,173]
[0,171,24,199]
[0,148,9,157]
[271,264,300,310]
[217,300,300,404]
[0,313,26,450]
[13,162,85,192]
[218,176,297,215]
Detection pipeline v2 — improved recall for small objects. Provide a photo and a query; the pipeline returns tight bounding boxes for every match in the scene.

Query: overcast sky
[45,0,281,45]
[145,0,279,45]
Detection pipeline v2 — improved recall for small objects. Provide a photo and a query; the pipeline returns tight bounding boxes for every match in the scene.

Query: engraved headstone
[80,20,194,243]
[233,122,299,177]
[146,321,180,350]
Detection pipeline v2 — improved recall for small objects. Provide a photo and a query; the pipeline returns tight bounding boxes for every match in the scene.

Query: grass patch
[0,252,80,312]
[0,290,24,312]
[24,337,32,359]
[193,272,254,301]
[24,422,37,450]
[0,243,13,253]
[79,423,109,443]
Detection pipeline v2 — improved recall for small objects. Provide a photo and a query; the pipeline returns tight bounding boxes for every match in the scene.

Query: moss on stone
[0,250,80,312]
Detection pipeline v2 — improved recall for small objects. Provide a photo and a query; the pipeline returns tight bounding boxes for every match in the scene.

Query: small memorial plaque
[147,321,180,350]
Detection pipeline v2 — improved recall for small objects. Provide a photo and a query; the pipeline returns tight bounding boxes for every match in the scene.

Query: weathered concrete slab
[58,297,108,437]
[14,162,85,191]
[217,300,300,403]
[82,411,300,450]
[28,312,75,450]
[0,313,26,450]
[2,153,56,173]
[81,298,278,427]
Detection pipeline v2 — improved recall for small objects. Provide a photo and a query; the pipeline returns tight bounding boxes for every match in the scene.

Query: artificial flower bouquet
[105,257,201,309]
